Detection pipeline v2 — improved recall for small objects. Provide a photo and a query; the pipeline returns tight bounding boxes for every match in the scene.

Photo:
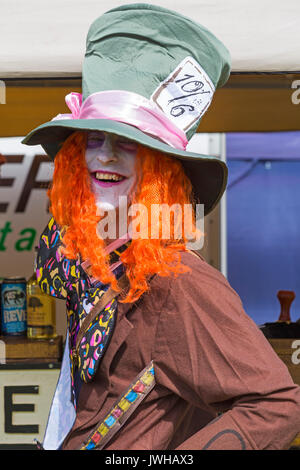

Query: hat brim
[21,119,227,215]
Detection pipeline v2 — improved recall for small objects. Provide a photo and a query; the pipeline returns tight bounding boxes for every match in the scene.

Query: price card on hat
[151,56,215,133]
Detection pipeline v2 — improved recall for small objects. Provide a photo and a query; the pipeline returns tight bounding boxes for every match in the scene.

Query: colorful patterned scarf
[36,217,130,405]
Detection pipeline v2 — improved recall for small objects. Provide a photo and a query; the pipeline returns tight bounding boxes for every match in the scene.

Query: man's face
[85,131,138,212]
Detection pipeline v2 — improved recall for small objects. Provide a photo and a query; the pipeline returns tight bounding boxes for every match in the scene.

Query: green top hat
[22,3,231,215]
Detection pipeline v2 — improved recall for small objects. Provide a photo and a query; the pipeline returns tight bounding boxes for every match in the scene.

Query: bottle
[260,290,300,339]
[26,246,57,339]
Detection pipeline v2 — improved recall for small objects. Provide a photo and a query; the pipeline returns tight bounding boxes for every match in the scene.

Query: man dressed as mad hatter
[23,4,300,450]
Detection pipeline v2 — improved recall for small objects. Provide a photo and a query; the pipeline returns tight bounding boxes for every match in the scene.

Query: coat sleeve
[153,252,300,450]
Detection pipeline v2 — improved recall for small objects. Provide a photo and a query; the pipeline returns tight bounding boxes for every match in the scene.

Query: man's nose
[96,137,118,163]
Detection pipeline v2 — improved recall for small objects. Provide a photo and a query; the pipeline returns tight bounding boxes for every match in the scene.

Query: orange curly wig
[48,131,200,302]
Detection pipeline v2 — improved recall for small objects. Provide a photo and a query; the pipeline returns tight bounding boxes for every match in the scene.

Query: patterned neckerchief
[36,217,131,406]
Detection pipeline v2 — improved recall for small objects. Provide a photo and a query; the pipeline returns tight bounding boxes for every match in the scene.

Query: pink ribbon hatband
[52,90,188,150]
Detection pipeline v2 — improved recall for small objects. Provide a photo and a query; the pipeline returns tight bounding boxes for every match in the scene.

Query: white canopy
[1,0,300,77]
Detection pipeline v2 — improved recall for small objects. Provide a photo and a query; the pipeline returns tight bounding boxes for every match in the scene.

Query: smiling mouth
[91,171,127,186]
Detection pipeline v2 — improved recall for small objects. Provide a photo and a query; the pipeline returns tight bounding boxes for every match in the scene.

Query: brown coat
[62,251,300,450]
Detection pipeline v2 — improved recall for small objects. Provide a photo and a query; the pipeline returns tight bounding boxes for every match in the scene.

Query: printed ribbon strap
[80,361,155,450]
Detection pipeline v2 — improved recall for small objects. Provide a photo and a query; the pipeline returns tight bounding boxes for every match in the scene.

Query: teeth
[95,172,124,181]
